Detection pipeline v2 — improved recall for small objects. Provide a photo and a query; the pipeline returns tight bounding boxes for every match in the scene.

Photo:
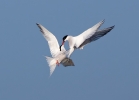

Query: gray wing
[75,20,105,48]
[78,25,115,49]
[61,58,75,67]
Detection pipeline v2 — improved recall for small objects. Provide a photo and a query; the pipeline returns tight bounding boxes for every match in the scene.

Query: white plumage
[60,20,114,58]
[36,23,74,76]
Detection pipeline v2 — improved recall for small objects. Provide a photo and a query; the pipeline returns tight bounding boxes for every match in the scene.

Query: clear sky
[0,0,139,100]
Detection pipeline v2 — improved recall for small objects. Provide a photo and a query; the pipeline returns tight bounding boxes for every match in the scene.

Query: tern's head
[59,35,68,51]
[62,35,68,45]
[62,35,68,42]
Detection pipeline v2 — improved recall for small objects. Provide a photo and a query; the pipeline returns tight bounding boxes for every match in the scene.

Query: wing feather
[36,23,65,57]
[61,58,75,67]
[75,20,105,48]
[79,25,115,48]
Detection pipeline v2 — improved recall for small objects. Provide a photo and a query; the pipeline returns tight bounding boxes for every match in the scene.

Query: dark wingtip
[36,23,39,25]
[111,25,115,29]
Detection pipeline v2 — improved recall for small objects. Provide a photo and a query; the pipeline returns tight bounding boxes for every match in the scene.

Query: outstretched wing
[75,20,105,48]
[36,23,65,57]
[61,57,75,67]
[78,25,115,49]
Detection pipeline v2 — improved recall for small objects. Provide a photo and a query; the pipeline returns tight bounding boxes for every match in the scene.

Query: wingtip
[102,19,105,22]
[36,23,39,25]
[111,25,115,29]
[99,19,105,24]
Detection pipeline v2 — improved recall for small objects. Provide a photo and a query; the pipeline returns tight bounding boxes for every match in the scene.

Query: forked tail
[45,56,57,76]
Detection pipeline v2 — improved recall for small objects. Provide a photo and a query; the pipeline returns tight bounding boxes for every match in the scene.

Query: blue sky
[0,0,139,100]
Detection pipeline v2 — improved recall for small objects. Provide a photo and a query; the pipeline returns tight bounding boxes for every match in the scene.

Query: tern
[36,23,74,76]
[60,20,114,57]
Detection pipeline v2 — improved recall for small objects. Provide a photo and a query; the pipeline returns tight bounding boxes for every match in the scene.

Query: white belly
[55,53,66,63]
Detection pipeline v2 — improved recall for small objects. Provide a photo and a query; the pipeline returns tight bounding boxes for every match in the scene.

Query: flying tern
[36,23,74,76]
[60,20,114,57]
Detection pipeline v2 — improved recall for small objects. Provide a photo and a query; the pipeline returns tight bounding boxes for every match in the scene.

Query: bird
[60,20,114,57]
[36,23,75,76]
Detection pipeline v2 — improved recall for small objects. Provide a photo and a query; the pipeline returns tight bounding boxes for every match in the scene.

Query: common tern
[36,23,74,76]
[60,20,114,57]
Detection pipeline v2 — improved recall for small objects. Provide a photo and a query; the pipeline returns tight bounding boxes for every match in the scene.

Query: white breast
[55,53,67,63]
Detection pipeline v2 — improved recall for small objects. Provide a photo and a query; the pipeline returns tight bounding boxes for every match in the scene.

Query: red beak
[62,41,65,45]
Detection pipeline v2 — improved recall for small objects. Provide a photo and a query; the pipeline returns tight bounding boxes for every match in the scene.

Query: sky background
[0,0,139,100]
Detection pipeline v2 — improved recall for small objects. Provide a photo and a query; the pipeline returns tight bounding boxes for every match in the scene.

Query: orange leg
[56,60,59,66]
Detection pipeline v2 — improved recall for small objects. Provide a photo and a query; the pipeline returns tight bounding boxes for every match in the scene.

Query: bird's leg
[56,60,59,66]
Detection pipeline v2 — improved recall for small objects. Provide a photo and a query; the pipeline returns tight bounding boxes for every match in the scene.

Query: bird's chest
[68,38,75,48]
[74,36,84,48]
[56,53,66,63]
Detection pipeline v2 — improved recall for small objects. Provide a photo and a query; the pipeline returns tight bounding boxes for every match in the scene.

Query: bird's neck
[67,36,75,48]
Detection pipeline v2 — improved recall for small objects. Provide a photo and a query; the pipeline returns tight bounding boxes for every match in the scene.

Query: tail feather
[45,56,57,76]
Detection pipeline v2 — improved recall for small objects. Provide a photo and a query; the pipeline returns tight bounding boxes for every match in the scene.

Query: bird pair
[36,19,114,76]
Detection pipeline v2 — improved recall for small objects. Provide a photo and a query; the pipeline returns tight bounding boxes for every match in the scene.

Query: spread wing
[75,20,105,48]
[61,58,75,67]
[36,23,66,57]
[79,25,115,49]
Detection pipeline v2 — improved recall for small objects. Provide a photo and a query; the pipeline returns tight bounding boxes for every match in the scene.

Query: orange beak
[62,41,65,45]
